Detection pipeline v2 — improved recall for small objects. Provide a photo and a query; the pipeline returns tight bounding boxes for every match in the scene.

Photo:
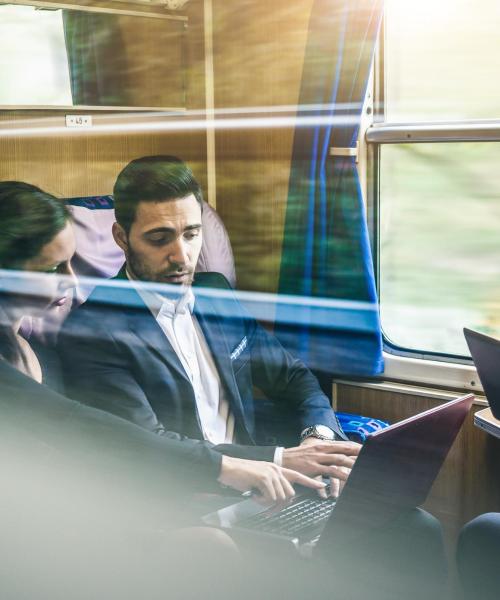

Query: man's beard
[127,247,195,285]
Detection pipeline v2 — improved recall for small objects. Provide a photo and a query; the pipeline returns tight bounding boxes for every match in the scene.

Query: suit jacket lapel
[115,263,128,280]
[112,270,251,438]
[193,293,252,441]
[121,285,189,382]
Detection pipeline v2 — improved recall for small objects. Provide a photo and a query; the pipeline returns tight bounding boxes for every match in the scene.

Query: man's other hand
[218,455,326,503]
[282,438,361,498]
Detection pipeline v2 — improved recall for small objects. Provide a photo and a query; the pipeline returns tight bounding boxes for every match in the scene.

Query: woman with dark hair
[0,181,76,384]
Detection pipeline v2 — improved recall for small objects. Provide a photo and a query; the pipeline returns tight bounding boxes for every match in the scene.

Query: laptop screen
[464,328,500,419]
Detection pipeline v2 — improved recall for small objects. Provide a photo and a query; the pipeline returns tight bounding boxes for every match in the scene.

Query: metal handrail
[366,120,500,144]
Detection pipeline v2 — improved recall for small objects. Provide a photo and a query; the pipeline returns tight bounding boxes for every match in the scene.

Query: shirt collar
[125,267,195,318]
[157,287,195,318]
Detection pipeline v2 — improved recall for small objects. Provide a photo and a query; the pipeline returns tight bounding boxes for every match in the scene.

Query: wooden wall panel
[336,383,500,546]
[212,0,314,293]
[0,0,207,198]
[0,128,207,198]
[460,413,500,521]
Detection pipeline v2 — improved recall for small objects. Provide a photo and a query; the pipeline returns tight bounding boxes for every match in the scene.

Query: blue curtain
[277,0,384,376]
[63,11,131,106]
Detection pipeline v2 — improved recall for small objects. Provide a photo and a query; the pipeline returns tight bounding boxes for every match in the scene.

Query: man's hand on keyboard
[328,466,351,499]
[282,439,361,498]
[218,455,327,503]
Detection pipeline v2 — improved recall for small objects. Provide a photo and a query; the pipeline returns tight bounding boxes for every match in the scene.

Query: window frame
[365,18,500,370]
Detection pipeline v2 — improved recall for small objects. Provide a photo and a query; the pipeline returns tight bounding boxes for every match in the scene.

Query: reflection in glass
[0,5,72,106]
[0,4,185,108]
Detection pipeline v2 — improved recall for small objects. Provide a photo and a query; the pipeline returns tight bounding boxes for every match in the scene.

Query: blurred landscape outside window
[380,0,500,357]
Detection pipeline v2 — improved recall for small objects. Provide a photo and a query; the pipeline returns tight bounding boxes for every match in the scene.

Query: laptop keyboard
[238,496,335,537]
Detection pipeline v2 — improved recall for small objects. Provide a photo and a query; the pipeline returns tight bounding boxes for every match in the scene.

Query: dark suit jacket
[0,357,222,493]
[58,270,345,462]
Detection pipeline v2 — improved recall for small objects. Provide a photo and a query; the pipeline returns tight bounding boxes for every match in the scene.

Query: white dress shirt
[142,285,235,445]
[128,272,283,463]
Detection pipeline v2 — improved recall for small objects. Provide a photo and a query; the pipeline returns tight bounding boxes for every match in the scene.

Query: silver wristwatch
[300,424,337,443]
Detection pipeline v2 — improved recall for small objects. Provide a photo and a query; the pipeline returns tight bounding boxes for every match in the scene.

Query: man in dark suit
[58,156,360,492]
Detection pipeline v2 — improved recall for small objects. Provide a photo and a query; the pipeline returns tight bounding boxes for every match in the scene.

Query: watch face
[315,425,335,440]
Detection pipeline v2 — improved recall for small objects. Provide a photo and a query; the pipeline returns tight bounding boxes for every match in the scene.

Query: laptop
[204,394,474,557]
[464,327,500,436]
[464,328,500,418]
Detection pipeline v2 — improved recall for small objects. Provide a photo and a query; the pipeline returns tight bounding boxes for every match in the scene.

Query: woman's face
[18,222,77,317]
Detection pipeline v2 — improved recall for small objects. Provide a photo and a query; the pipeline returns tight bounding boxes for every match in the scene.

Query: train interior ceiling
[1,0,500,556]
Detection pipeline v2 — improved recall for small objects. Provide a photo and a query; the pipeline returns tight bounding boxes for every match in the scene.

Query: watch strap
[300,425,337,443]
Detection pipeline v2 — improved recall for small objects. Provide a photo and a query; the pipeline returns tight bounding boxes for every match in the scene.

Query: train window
[373,0,500,360]
[384,0,500,122]
[379,142,500,357]
[0,5,72,106]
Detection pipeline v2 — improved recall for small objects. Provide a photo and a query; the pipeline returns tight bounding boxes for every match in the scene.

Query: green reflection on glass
[380,142,500,356]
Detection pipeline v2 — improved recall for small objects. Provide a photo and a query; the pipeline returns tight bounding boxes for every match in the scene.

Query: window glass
[379,142,500,356]
[0,5,72,105]
[384,0,500,122]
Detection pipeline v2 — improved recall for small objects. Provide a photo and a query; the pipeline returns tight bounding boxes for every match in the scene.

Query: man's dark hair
[113,155,203,234]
